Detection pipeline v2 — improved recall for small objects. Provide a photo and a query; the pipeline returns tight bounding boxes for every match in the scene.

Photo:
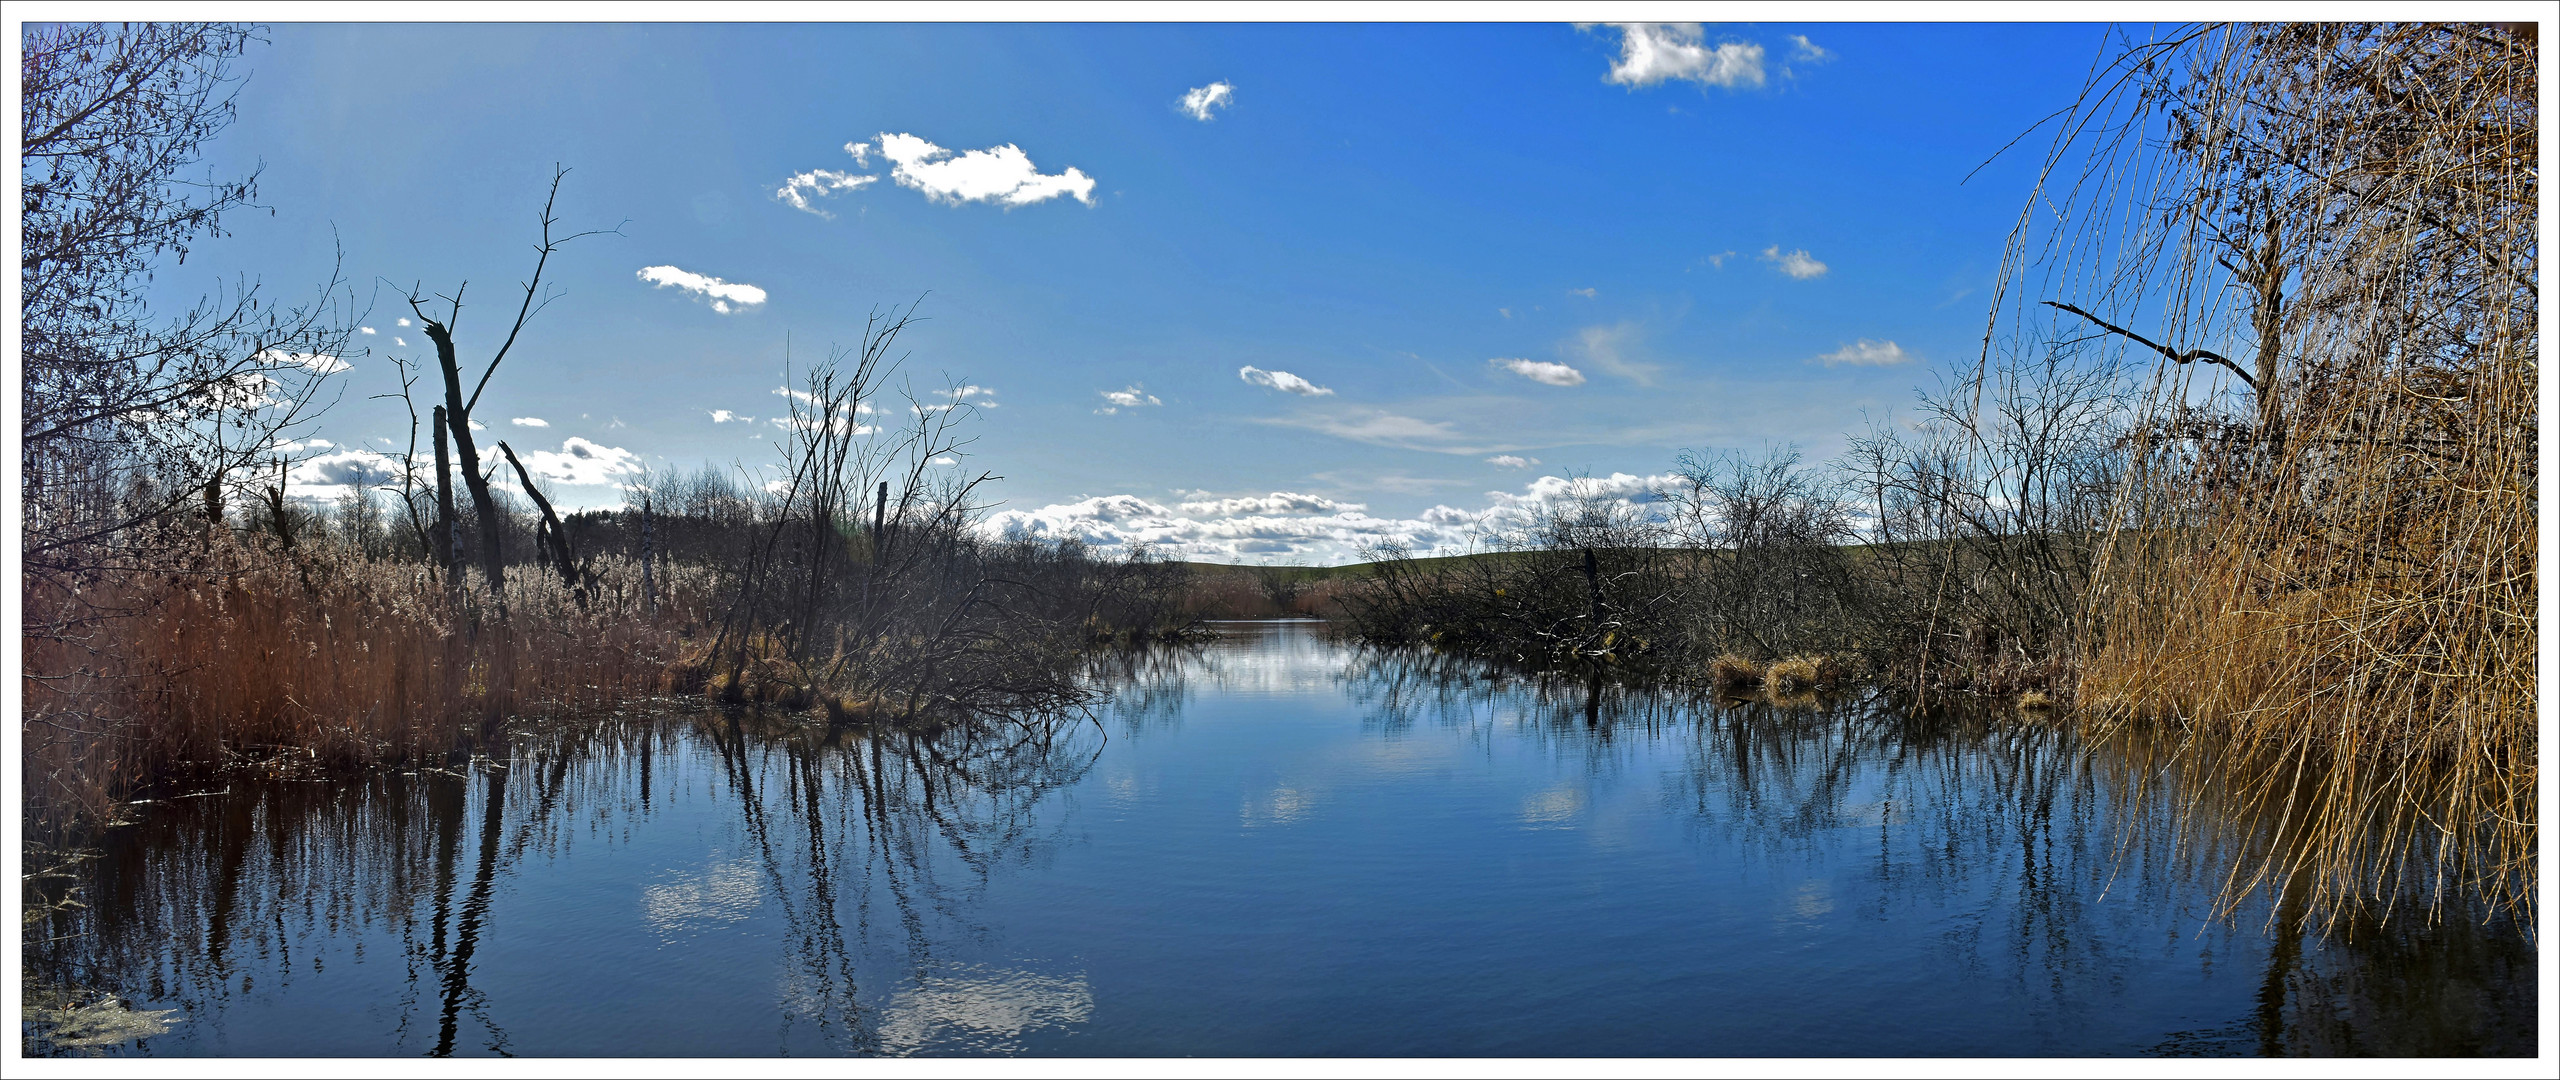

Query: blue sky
[174,21,2118,563]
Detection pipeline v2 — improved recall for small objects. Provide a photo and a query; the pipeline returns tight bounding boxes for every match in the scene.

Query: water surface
[25,622,2536,1056]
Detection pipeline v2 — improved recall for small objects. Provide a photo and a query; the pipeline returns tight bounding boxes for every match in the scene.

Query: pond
[22,621,2536,1057]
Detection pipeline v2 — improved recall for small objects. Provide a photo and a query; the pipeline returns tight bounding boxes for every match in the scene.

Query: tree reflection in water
[23,631,2535,1057]
[28,704,1102,1056]
[1335,645,2535,1056]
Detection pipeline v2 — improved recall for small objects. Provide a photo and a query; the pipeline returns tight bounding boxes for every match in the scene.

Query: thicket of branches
[22,23,358,602]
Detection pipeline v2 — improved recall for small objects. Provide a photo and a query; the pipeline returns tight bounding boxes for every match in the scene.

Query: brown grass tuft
[1707,654,1763,691]
[1764,656,1821,694]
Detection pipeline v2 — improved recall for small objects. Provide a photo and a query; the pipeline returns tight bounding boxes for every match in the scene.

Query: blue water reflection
[27,622,2534,1056]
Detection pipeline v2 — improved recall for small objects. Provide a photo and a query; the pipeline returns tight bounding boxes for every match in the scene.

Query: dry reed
[2003,24,2536,922]
[21,532,713,839]
[1708,654,1764,691]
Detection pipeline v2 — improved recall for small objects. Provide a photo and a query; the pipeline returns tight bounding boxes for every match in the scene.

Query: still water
[25,622,2536,1056]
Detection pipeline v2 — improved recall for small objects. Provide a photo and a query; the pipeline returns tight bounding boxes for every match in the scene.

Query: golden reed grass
[21,532,714,839]
[2050,25,2537,924]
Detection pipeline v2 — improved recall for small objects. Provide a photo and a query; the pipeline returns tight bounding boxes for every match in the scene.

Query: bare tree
[402,166,617,608]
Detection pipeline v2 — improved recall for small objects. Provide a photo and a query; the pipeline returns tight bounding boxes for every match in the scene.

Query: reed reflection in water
[26,622,2534,1057]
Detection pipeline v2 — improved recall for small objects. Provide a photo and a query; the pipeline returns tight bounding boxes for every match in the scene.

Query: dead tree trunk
[403,165,617,616]
[2248,218,2286,437]
[432,405,461,595]
[423,321,507,607]
[498,440,579,596]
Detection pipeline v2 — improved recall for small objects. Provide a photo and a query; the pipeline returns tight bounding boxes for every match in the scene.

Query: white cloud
[775,169,878,217]
[1567,287,1597,298]
[256,349,349,374]
[511,416,549,427]
[935,385,998,407]
[515,436,646,487]
[1705,250,1738,269]
[929,455,959,466]
[359,327,377,335]
[467,419,487,431]
[983,471,1679,564]
[1599,24,1767,91]
[850,132,1097,208]
[1761,245,1828,280]
[1492,358,1586,387]
[1096,385,1162,414]
[1486,455,1540,469]
[1239,365,1333,396]
[638,265,769,314]
[396,318,411,327]
[1813,339,1912,367]
[773,414,878,436]
[394,337,408,347]
[1176,492,1365,517]
[1789,34,1830,63]
[1179,81,1235,121]
[283,449,407,503]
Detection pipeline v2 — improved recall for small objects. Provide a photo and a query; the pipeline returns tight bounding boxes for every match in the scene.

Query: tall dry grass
[21,531,714,840]
[2008,24,2537,921]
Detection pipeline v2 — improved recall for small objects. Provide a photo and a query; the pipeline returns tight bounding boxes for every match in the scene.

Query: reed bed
[2031,24,2537,921]
[20,532,715,840]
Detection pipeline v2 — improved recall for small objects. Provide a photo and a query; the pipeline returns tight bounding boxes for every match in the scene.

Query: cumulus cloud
[359,326,377,335]
[638,265,768,314]
[775,169,877,217]
[1096,385,1162,415]
[1492,358,1586,387]
[770,386,877,414]
[396,318,411,327]
[1705,250,1738,269]
[1176,492,1365,517]
[914,386,992,415]
[1789,34,1830,63]
[511,417,549,427]
[1179,81,1234,121]
[774,414,879,436]
[1238,365,1334,396]
[1813,339,1912,367]
[983,471,1679,564]
[1486,455,1539,469]
[709,409,749,423]
[1761,245,1828,280]
[282,448,425,504]
[467,419,487,431]
[846,132,1097,208]
[256,349,349,375]
[1599,24,1767,91]
[514,436,646,487]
